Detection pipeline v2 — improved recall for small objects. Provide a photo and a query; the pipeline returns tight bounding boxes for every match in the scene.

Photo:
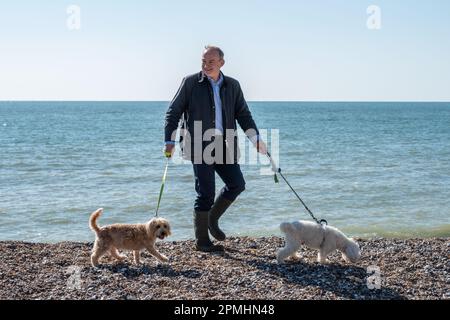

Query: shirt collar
[207,72,223,86]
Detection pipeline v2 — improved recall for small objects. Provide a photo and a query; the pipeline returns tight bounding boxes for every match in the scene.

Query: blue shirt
[207,73,224,134]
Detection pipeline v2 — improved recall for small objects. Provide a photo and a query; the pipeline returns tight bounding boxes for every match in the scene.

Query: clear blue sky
[1,0,449,101]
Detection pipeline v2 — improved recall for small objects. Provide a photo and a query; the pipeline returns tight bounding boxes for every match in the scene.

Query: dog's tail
[280,222,295,234]
[89,208,103,234]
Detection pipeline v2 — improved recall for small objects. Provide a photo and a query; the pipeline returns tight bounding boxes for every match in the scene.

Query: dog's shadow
[95,263,201,279]
[223,247,405,300]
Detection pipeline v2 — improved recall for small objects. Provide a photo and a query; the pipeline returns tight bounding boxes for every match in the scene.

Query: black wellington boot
[208,195,233,241]
[193,210,224,252]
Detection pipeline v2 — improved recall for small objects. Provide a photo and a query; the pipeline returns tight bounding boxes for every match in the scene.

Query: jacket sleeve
[164,77,188,142]
[234,82,259,140]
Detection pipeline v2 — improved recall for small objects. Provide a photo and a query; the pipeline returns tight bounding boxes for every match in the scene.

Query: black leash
[266,152,327,226]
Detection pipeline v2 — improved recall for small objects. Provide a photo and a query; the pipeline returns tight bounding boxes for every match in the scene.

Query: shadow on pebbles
[0,237,448,300]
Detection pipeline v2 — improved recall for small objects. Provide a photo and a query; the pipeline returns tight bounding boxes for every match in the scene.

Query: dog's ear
[163,220,172,236]
[148,218,159,233]
[345,242,361,263]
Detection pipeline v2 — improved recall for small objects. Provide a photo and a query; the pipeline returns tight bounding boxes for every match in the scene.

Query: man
[164,45,267,252]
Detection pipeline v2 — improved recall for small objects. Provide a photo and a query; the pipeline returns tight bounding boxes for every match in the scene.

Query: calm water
[1,101,449,242]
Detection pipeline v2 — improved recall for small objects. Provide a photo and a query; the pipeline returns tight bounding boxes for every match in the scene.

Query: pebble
[0,237,448,300]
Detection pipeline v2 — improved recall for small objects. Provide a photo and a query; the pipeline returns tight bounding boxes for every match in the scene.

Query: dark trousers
[193,162,246,211]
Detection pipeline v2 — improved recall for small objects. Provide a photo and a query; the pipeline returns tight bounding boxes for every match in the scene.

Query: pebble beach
[0,237,448,300]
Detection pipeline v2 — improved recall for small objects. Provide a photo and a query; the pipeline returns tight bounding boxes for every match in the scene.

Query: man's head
[202,45,225,81]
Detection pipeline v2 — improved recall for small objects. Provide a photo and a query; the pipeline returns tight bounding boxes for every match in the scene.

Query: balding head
[202,45,225,81]
[203,45,224,60]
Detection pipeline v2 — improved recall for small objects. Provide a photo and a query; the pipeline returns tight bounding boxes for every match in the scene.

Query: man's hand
[255,139,267,155]
[163,143,175,158]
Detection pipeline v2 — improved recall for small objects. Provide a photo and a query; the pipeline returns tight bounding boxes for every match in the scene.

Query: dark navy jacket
[164,71,259,163]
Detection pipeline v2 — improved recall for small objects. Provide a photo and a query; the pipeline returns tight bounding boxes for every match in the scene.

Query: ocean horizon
[1,101,449,243]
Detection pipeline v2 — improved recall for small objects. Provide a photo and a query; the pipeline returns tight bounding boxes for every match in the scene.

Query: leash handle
[266,152,280,183]
[155,158,169,217]
[164,151,172,158]
[266,152,280,173]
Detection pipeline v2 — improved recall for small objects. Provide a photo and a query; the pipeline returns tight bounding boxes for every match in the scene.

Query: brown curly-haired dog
[89,208,171,267]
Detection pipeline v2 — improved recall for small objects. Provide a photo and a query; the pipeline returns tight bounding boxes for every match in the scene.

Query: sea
[1,101,449,242]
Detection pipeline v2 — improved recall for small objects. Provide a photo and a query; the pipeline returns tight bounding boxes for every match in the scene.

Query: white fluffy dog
[276,220,361,264]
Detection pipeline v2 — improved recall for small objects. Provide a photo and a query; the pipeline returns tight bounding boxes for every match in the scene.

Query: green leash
[155,153,171,217]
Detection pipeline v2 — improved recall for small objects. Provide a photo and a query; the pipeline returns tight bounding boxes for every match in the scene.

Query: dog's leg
[110,247,126,262]
[91,240,109,267]
[341,253,351,263]
[317,251,327,263]
[146,246,169,263]
[318,236,339,264]
[318,246,333,264]
[133,250,141,265]
[277,246,297,264]
[291,252,302,259]
[276,237,300,264]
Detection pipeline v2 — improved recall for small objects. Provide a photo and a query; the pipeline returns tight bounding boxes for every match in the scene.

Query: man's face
[202,50,224,80]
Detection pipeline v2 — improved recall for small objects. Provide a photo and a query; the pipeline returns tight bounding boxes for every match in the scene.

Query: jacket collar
[198,71,227,86]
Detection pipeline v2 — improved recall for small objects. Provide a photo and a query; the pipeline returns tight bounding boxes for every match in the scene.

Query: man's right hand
[164,143,175,158]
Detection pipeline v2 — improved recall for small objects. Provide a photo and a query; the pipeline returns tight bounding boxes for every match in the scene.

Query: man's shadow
[223,247,405,300]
